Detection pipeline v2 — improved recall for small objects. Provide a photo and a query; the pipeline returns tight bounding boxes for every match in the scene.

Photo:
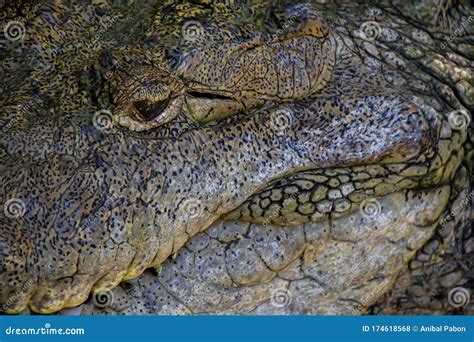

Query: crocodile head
[0,0,472,315]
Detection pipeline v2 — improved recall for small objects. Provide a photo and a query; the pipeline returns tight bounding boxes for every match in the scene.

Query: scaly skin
[0,0,472,315]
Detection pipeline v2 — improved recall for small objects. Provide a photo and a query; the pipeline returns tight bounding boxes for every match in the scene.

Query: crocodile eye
[133,98,171,121]
[112,65,186,131]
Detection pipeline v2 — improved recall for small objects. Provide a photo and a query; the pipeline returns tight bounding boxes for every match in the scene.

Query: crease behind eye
[133,98,171,121]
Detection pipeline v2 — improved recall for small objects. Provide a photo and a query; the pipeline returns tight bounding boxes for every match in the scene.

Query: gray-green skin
[0,0,473,315]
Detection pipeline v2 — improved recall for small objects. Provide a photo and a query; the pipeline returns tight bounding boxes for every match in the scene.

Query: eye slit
[187,91,234,101]
[132,98,171,121]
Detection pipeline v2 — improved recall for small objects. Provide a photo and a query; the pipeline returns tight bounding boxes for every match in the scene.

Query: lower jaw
[60,183,460,315]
